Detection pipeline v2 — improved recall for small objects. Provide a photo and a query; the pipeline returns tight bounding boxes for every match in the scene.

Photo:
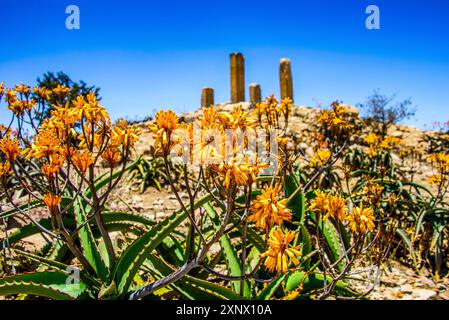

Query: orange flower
[7,99,36,116]
[362,180,384,207]
[14,84,31,95]
[43,194,62,215]
[216,106,257,131]
[380,136,402,150]
[279,97,293,117]
[249,184,292,232]
[317,102,355,137]
[4,88,17,105]
[73,93,110,124]
[364,133,379,146]
[102,146,122,168]
[198,107,219,129]
[71,150,94,173]
[0,137,21,162]
[48,102,81,128]
[0,161,12,179]
[309,191,329,215]
[52,84,70,98]
[209,158,249,189]
[309,149,331,168]
[41,155,65,179]
[254,102,266,119]
[149,110,181,154]
[428,153,449,174]
[261,228,303,274]
[192,129,221,165]
[26,130,62,160]
[346,204,375,234]
[277,136,289,146]
[365,134,402,157]
[326,195,348,221]
[209,154,267,190]
[428,174,448,187]
[111,120,141,149]
[265,95,278,111]
[42,164,60,179]
[252,95,282,126]
[33,86,51,101]
[309,191,348,221]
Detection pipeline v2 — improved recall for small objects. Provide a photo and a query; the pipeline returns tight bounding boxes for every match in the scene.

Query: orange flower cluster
[0,136,21,162]
[33,86,51,101]
[26,130,62,160]
[1,82,141,227]
[112,120,140,150]
[309,148,331,168]
[346,204,375,234]
[309,191,348,222]
[254,95,291,128]
[43,193,62,215]
[249,184,292,233]
[428,153,449,174]
[150,106,267,189]
[310,191,375,234]
[261,228,303,274]
[0,161,11,179]
[427,152,449,187]
[21,91,140,180]
[0,84,38,116]
[209,155,268,190]
[71,150,95,173]
[364,133,402,157]
[149,110,181,155]
[102,146,122,168]
[317,102,356,139]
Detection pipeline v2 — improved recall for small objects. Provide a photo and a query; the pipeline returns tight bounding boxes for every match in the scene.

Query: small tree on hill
[358,90,416,137]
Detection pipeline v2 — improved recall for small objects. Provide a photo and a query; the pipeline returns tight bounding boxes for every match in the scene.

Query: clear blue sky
[1,0,448,129]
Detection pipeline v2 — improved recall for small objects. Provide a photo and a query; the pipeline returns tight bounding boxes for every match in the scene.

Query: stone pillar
[249,83,261,105]
[230,53,245,103]
[279,58,293,102]
[201,87,214,108]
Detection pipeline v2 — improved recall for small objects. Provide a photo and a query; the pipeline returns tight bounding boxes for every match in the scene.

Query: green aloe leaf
[14,248,101,289]
[257,274,286,300]
[286,271,357,297]
[0,271,89,300]
[321,219,346,273]
[74,199,108,280]
[3,217,74,247]
[146,255,241,300]
[102,211,155,227]
[285,174,306,224]
[113,194,212,295]
[311,212,346,273]
[299,225,312,270]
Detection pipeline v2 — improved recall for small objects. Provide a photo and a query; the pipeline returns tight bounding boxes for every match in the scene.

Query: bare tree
[358,90,416,137]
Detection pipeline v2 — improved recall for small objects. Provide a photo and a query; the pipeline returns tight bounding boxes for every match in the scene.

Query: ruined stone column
[279,58,293,102]
[201,87,214,108]
[230,53,245,103]
[249,83,261,105]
